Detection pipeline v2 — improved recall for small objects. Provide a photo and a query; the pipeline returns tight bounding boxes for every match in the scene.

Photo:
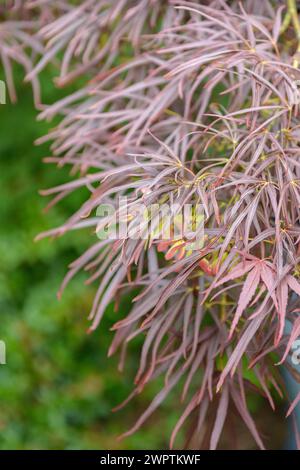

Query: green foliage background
[0,69,179,449]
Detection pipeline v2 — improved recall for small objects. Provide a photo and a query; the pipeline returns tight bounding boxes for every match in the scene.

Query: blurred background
[0,66,287,450]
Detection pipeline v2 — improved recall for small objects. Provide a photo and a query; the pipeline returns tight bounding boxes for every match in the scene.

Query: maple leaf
[214,255,278,338]
[275,275,300,345]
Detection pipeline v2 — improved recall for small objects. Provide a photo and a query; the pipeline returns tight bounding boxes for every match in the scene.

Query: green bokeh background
[0,68,180,449]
